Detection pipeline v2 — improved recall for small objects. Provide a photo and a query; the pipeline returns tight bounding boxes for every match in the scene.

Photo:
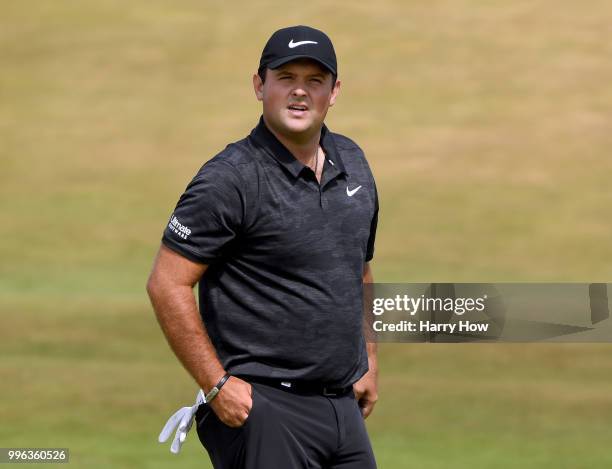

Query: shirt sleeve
[161,161,245,264]
[365,182,379,262]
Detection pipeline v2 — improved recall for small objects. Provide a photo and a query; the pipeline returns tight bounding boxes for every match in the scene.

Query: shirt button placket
[319,187,327,209]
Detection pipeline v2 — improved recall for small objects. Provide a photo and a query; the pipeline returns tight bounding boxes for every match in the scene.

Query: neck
[263,116,322,166]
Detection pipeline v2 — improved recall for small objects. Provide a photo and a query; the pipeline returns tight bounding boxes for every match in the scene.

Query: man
[147,25,379,468]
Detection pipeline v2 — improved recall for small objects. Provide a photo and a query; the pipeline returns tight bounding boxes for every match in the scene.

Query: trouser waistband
[236,375,353,397]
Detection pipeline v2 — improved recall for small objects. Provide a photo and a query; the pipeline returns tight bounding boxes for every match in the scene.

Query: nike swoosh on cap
[288,39,318,48]
[346,185,362,197]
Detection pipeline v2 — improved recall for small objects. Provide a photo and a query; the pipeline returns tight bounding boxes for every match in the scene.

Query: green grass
[2,0,612,467]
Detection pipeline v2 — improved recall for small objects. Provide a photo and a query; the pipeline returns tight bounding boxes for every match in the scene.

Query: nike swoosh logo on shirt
[288,39,318,48]
[346,185,362,197]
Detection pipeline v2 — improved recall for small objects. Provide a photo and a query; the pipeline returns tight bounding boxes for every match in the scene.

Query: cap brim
[267,55,337,75]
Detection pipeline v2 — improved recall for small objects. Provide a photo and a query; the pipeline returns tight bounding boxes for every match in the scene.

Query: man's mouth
[287,104,309,112]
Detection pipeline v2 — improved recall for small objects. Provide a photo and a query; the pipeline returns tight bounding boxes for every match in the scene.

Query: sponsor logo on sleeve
[168,215,192,240]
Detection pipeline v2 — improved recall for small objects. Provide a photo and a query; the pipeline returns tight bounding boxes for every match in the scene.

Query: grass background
[2,0,612,467]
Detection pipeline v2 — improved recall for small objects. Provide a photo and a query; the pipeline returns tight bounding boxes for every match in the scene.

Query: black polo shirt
[162,116,379,387]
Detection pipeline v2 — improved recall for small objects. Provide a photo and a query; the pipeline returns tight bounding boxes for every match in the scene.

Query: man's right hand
[208,376,253,428]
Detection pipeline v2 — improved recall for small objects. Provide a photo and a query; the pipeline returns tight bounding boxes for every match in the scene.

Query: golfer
[147,25,379,468]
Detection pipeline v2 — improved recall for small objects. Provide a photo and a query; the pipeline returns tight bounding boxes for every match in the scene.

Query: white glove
[158,389,206,454]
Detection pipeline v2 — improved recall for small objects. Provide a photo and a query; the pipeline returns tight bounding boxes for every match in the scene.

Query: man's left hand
[352,365,378,419]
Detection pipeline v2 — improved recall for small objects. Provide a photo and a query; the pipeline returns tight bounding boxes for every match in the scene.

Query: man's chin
[281,118,316,135]
[264,114,321,141]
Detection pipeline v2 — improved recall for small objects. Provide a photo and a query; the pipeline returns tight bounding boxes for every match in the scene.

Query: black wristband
[205,373,231,403]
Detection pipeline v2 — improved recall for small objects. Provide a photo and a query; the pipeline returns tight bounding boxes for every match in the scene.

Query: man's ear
[253,73,264,101]
[328,79,341,107]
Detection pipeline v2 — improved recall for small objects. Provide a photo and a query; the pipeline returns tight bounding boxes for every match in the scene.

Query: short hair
[258,65,337,90]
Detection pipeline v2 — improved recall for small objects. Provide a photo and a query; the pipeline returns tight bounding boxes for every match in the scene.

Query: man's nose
[291,86,307,97]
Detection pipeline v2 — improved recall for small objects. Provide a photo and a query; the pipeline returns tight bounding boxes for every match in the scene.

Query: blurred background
[2,0,612,467]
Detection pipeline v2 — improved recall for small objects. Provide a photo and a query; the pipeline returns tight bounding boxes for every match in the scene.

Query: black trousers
[195,381,377,469]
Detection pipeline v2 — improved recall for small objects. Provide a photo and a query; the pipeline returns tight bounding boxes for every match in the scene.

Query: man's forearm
[355,261,379,417]
[366,342,378,369]
[147,281,225,392]
[363,262,378,366]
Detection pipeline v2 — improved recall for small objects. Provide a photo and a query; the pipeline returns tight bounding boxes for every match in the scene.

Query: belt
[237,375,353,397]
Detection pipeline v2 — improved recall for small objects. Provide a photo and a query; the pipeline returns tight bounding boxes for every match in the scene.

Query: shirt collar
[249,115,348,178]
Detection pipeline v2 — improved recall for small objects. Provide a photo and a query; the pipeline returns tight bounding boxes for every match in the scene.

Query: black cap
[259,25,337,76]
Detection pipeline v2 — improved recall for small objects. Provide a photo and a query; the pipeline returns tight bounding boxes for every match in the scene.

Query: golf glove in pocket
[158,389,206,454]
